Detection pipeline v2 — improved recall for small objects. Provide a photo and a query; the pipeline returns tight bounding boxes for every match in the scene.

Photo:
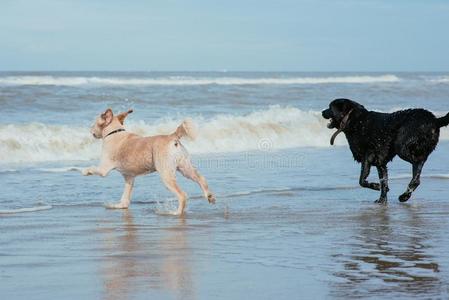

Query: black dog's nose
[322,109,330,119]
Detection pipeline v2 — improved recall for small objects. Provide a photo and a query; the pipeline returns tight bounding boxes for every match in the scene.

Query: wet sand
[2,145,449,299]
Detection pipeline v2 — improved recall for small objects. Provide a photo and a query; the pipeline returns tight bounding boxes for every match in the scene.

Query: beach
[1,72,449,299]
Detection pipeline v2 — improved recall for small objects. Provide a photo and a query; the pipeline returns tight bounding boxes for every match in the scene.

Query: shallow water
[1,72,449,299]
[2,146,449,299]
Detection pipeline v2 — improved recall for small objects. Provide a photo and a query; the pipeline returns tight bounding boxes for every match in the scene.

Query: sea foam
[1,106,448,164]
[427,76,449,83]
[0,205,52,214]
[0,75,400,86]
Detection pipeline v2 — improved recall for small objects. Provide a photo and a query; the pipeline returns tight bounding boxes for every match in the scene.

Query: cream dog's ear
[117,109,133,125]
[101,108,113,126]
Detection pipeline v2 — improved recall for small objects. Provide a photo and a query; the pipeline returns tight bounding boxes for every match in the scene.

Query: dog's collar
[330,109,354,146]
[104,128,125,139]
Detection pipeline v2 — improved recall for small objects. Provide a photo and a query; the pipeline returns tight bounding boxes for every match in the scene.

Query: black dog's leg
[374,165,389,204]
[359,160,380,191]
[399,161,424,202]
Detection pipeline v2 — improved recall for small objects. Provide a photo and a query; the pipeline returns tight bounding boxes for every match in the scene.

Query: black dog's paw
[399,193,411,202]
[374,197,387,205]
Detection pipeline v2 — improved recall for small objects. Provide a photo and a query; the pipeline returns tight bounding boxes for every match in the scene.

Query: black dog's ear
[334,99,365,114]
[347,100,365,111]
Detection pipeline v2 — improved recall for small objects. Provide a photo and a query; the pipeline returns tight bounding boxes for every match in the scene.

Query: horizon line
[0,70,448,73]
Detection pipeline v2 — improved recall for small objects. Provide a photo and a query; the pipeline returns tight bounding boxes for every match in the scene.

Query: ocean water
[1,72,449,299]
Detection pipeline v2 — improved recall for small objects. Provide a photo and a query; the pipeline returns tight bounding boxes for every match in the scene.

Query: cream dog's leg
[106,176,135,209]
[159,170,188,215]
[178,160,215,204]
[82,162,114,177]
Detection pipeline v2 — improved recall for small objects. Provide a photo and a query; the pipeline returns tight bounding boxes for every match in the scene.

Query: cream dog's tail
[174,118,198,140]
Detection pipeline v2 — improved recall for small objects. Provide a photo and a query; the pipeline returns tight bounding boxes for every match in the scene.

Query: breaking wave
[1,106,448,164]
[0,75,400,86]
[427,76,449,83]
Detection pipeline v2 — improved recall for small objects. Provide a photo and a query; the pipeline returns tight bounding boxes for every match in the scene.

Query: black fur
[322,98,449,204]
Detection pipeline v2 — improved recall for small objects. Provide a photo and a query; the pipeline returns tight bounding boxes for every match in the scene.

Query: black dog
[322,98,449,204]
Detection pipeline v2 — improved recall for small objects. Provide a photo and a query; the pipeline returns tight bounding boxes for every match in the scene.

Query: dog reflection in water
[332,205,441,298]
[100,211,195,300]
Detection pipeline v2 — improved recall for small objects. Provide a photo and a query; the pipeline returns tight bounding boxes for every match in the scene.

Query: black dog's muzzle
[329,109,353,146]
[322,109,332,119]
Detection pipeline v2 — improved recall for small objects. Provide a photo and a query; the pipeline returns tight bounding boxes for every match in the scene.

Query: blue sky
[1,0,448,71]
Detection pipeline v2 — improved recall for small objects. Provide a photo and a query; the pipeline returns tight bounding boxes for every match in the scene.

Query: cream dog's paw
[207,193,216,204]
[82,168,91,176]
[174,209,185,216]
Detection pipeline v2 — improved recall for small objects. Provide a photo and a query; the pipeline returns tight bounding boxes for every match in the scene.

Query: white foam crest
[390,173,449,180]
[0,123,100,163]
[38,167,83,173]
[0,168,18,174]
[427,76,449,83]
[0,75,400,86]
[180,105,342,153]
[2,106,449,164]
[0,205,52,214]
[123,106,345,154]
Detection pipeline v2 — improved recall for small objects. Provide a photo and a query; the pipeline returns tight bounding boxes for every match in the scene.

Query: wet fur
[322,98,449,204]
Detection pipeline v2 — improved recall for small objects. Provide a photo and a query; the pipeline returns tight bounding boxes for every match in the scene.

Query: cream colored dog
[82,108,215,215]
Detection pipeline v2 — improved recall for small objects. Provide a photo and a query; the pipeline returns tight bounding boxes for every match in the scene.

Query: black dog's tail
[437,113,449,128]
